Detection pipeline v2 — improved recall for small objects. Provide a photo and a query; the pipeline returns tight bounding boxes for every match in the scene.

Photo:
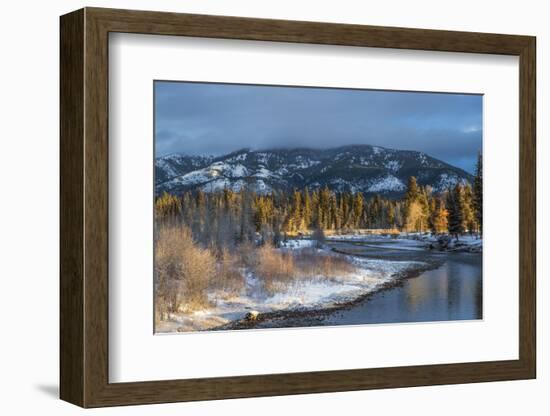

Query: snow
[168,170,210,186]
[200,178,248,192]
[228,152,248,162]
[256,152,270,164]
[290,157,321,169]
[157,239,428,332]
[359,156,370,166]
[417,152,428,166]
[161,161,252,191]
[232,180,248,191]
[327,234,427,251]
[384,160,401,173]
[156,147,471,197]
[256,252,420,310]
[156,147,472,197]
[164,162,273,193]
[253,179,271,194]
[155,158,180,179]
[329,232,482,252]
[434,173,468,191]
[228,164,248,177]
[155,154,215,181]
[329,178,356,192]
[206,162,249,178]
[253,166,275,179]
[275,167,289,175]
[416,233,483,251]
[367,175,406,192]
[261,280,365,310]
[280,239,315,249]
[200,178,231,192]
[162,153,183,161]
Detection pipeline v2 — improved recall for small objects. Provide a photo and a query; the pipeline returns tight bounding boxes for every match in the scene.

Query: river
[233,237,482,329]
[323,239,482,325]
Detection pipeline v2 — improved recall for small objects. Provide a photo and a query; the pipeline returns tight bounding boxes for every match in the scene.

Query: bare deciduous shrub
[155,225,216,317]
[155,223,359,321]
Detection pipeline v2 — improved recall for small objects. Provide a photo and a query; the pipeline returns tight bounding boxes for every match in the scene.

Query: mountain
[155,145,472,197]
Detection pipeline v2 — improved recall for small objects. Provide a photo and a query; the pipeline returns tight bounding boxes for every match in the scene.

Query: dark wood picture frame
[60,7,536,408]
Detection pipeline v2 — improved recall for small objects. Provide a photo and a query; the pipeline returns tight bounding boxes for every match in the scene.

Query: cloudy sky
[155,81,482,173]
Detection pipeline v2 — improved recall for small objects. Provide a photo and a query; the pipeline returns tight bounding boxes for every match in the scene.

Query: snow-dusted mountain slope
[155,145,472,196]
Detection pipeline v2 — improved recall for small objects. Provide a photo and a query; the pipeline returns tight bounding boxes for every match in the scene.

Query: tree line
[156,152,482,247]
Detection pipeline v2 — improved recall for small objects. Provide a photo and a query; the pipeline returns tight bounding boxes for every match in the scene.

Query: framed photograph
[60,7,536,407]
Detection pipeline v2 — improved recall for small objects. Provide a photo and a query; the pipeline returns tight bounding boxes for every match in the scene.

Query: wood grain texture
[518,38,536,376]
[59,8,84,407]
[83,10,110,407]
[88,7,532,54]
[59,7,537,408]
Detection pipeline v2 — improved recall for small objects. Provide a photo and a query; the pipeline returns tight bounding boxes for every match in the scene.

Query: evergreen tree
[316,204,323,229]
[156,174,479,249]
[431,197,449,234]
[462,184,476,234]
[446,185,464,239]
[394,202,404,229]
[311,190,320,228]
[405,176,420,201]
[319,186,331,229]
[353,192,364,228]
[253,196,271,232]
[387,203,396,228]
[428,197,437,233]
[418,187,430,232]
[338,194,346,229]
[238,190,254,242]
[330,193,341,230]
[155,192,181,222]
[291,189,302,231]
[473,151,483,235]
[403,176,428,232]
[368,195,380,228]
[302,188,312,229]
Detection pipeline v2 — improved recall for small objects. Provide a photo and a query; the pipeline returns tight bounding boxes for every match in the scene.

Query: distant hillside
[155,145,472,197]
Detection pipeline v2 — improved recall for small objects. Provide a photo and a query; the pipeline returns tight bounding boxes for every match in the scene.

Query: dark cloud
[155,81,482,173]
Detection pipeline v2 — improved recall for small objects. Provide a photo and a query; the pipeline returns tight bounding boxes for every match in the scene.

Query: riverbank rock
[427,235,482,253]
[426,235,450,251]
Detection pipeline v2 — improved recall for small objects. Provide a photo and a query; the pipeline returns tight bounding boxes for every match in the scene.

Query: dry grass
[253,245,357,294]
[255,244,296,294]
[292,248,356,278]
[213,248,246,296]
[237,241,258,269]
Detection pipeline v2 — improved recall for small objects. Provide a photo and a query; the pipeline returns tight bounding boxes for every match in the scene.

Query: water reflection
[323,251,482,326]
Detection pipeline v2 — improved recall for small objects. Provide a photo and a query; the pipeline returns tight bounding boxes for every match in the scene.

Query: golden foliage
[155,225,216,316]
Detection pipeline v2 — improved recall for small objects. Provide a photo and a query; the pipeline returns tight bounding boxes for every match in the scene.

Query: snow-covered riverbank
[328,232,482,253]
[156,240,429,333]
